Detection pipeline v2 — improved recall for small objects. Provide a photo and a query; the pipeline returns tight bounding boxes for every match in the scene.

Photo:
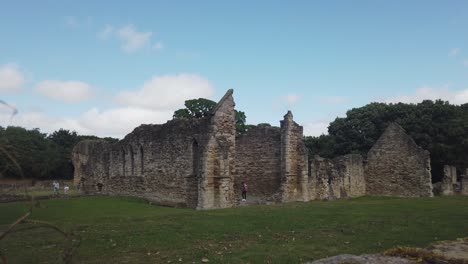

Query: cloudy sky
[1,0,468,138]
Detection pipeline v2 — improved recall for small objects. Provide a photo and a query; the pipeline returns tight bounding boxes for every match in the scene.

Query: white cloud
[117,24,152,53]
[35,80,95,103]
[284,94,300,105]
[303,121,329,136]
[153,41,163,50]
[79,107,173,137]
[382,86,468,105]
[449,48,460,57]
[3,73,216,138]
[1,107,174,138]
[0,64,25,92]
[116,73,214,110]
[98,25,114,39]
[0,110,88,134]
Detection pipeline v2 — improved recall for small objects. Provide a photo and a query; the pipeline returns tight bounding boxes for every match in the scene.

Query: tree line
[2,98,467,182]
[0,126,117,180]
[305,100,468,182]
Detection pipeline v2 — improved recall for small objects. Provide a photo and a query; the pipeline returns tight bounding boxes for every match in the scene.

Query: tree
[173,98,248,134]
[173,98,217,119]
[0,126,118,180]
[0,126,55,179]
[308,100,468,182]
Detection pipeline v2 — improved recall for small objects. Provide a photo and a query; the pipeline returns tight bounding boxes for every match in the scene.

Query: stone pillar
[441,165,457,195]
[197,89,236,209]
[460,175,468,195]
[280,111,309,202]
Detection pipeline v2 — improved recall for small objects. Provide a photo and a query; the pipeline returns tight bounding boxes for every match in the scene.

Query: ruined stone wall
[72,140,110,193]
[365,123,433,197]
[72,90,236,209]
[308,154,365,200]
[280,111,309,202]
[234,126,282,199]
[73,119,211,207]
[110,119,213,207]
[441,165,457,195]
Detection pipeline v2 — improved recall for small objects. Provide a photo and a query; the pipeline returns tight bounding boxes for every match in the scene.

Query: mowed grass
[1,196,468,263]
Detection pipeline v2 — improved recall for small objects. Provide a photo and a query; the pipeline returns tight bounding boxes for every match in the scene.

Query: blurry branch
[0,100,18,118]
[0,191,81,264]
[0,209,32,241]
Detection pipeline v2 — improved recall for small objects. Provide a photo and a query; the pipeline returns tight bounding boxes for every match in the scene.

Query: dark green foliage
[307,100,468,182]
[0,127,117,180]
[235,110,247,134]
[304,135,336,159]
[173,98,248,134]
[172,98,217,119]
[257,123,271,127]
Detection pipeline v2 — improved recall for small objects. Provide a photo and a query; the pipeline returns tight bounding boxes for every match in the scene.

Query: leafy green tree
[308,100,468,182]
[0,126,118,180]
[173,98,247,134]
[173,98,217,119]
[0,126,55,179]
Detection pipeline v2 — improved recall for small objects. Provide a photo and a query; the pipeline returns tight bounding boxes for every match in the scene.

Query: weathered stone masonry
[72,89,236,209]
[365,123,433,197]
[73,91,441,209]
[234,126,281,200]
[309,154,365,200]
[280,111,309,202]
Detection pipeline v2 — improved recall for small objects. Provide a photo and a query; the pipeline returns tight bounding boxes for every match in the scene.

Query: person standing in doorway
[241,181,248,202]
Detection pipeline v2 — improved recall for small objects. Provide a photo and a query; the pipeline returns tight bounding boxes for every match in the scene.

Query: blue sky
[1,0,467,138]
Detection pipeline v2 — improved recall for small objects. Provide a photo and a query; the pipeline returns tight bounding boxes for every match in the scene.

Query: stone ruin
[365,123,433,197]
[73,90,236,209]
[73,90,465,209]
[309,154,366,200]
[433,166,468,196]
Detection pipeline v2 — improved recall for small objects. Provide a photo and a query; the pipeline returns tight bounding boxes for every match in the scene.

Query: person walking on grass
[53,181,59,196]
[64,185,69,196]
[241,181,248,202]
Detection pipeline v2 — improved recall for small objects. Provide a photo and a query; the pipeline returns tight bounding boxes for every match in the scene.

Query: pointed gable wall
[365,123,433,197]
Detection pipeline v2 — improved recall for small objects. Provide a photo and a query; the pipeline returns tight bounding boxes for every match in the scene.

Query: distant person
[53,181,59,196]
[64,185,70,196]
[241,181,248,202]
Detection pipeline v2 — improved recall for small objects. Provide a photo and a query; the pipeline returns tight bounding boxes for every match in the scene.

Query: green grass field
[1,196,468,263]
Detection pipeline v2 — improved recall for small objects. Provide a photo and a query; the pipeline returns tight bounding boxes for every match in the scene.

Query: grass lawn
[1,196,468,263]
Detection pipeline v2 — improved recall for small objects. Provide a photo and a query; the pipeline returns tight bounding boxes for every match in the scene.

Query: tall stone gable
[197,89,236,209]
[365,123,433,197]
